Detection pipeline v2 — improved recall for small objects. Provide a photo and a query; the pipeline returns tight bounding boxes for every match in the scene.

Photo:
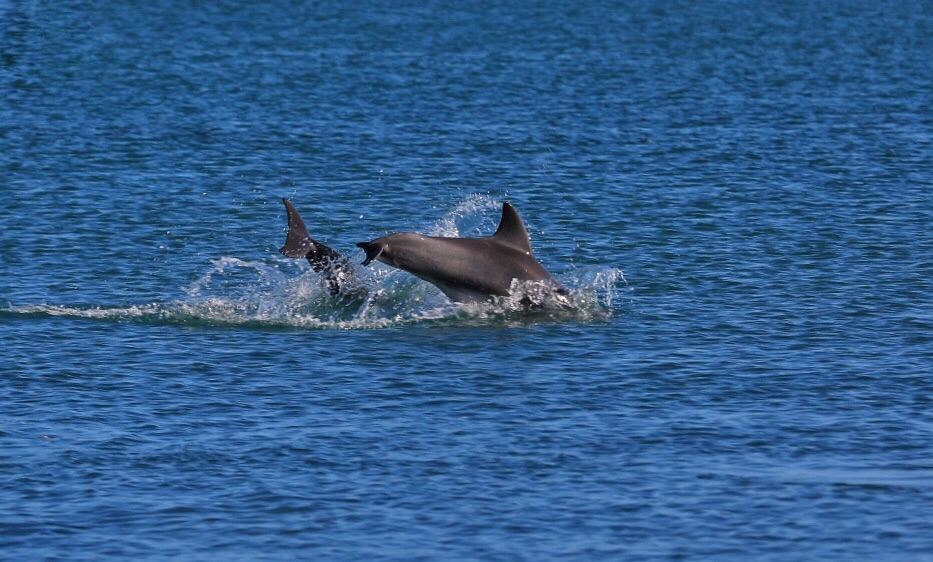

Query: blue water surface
[2,1,931,560]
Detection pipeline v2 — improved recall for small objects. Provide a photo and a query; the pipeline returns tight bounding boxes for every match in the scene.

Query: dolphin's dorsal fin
[492,203,533,254]
[280,198,316,258]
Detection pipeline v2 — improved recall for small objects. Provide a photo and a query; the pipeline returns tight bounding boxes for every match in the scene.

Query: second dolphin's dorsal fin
[492,203,533,254]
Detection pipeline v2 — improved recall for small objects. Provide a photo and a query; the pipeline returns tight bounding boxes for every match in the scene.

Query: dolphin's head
[357,232,430,269]
[356,239,387,266]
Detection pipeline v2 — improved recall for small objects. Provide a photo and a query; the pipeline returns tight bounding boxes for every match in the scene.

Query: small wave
[2,303,163,321]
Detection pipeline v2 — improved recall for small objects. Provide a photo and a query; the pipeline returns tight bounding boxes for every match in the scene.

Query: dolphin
[281,198,570,306]
[356,203,570,305]
[279,198,364,298]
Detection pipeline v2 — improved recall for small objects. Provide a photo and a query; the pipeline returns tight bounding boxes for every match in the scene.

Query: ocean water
[1,0,931,560]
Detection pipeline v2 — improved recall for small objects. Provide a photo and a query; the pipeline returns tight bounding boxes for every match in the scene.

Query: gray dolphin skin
[356,203,569,304]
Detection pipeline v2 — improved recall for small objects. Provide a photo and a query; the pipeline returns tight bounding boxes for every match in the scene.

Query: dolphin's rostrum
[280,198,569,306]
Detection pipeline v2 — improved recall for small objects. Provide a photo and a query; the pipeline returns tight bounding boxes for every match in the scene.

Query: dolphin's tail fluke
[280,198,316,258]
[356,240,386,266]
[279,198,366,299]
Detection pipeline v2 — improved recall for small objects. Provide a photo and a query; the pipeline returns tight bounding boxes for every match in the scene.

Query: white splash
[427,193,501,237]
